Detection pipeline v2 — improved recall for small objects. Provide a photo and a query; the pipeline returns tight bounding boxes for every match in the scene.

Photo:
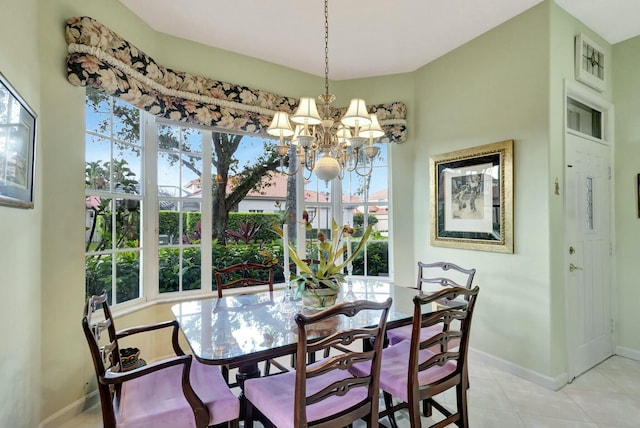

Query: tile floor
[60,354,640,428]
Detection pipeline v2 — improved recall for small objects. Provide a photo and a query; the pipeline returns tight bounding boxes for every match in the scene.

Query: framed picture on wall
[0,72,37,209]
[430,140,514,253]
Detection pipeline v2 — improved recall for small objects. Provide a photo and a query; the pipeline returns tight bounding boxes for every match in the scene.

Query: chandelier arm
[278,157,299,176]
[354,157,374,177]
[303,165,314,181]
[343,148,360,172]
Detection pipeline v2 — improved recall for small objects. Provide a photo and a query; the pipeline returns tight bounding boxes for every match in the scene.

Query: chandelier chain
[267,0,381,183]
[324,0,330,97]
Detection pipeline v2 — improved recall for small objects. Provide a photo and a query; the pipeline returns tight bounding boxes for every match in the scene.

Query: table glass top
[171,278,460,364]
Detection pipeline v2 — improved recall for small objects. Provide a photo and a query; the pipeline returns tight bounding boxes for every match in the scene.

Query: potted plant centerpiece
[276,218,372,309]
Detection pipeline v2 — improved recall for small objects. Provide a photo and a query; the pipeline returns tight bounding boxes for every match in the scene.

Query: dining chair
[350,286,480,428]
[386,261,476,346]
[214,262,287,380]
[243,298,393,428]
[82,292,240,428]
[214,262,275,298]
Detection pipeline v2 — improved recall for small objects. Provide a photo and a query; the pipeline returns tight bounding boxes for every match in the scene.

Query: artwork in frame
[575,32,606,92]
[0,72,37,208]
[430,140,514,253]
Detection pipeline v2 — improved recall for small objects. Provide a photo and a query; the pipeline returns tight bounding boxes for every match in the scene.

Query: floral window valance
[65,16,407,143]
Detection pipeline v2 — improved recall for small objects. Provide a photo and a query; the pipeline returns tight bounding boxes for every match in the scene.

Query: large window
[157,123,206,293]
[301,143,389,277]
[85,90,390,304]
[85,89,143,305]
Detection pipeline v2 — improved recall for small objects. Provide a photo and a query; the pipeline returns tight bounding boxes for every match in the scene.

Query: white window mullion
[143,113,159,300]
[200,131,213,292]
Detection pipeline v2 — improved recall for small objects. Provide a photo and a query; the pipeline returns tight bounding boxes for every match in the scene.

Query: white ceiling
[119,0,640,80]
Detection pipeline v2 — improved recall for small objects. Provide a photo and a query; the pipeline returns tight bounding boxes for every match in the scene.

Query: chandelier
[267,0,385,183]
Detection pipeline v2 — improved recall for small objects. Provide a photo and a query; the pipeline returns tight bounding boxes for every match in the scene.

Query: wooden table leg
[235,362,261,423]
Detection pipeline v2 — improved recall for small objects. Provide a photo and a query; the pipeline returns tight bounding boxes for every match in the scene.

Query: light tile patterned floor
[59,354,640,428]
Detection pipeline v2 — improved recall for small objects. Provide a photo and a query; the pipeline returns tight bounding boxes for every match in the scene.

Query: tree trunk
[285,145,298,241]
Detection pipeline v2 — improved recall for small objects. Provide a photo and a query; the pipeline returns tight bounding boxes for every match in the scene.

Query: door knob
[569,263,582,272]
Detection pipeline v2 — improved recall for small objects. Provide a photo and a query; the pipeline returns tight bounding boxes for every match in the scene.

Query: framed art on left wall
[0,72,37,209]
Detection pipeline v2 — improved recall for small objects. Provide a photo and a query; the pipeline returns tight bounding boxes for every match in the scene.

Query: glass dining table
[171,278,464,382]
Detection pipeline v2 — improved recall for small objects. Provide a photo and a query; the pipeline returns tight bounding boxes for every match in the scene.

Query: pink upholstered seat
[243,298,392,428]
[118,360,240,428]
[244,363,369,428]
[349,340,456,402]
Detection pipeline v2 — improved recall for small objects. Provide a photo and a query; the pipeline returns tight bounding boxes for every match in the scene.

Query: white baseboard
[615,346,640,361]
[38,391,99,428]
[469,348,569,391]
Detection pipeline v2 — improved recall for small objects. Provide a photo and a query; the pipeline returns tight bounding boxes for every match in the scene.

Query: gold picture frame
[430,140,514,253]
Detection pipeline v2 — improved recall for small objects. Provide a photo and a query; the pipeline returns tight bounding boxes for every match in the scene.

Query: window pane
[182,154,202,194]
[115,198,141,249]
[159,201,179,244]
[158,151,182,194]
[85,254,112,301]
[85,89,111,136]
[85,135,110,191]
[115,250,140,303]
[567,97,602,139]
[182,247,202,291]
[85,197,113,251]
[159,247,180,293]
[113,144,142,194]
[113,98,140,143]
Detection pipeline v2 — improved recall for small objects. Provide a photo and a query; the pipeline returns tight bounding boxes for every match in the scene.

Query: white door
[565,132,613,379]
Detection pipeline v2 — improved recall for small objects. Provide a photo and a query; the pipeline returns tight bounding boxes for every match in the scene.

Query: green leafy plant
[275,219,372,297]
[225,221,261,243]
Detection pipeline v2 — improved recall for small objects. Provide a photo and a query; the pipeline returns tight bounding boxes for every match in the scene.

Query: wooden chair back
[214,262,275,298]
[406,285,480,427]
[416,261,476,295]
[294,298,392,427]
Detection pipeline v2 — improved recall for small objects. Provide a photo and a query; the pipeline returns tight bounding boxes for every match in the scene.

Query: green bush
[87,231,389,300]
[351,240,389,276]
[227,213,282,242]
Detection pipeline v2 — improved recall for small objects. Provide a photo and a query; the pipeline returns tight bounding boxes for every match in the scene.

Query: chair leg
[264,359,271,376]
[422,398,432,417]
[456,382,469,428]
[383,391,398,428]
[245,400,255,428]
[222,365,230,384]
[408,394,422,428]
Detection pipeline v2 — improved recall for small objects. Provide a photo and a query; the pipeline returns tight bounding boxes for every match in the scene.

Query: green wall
[613,36,640,357]
[0,0,638,426]
[0,0,41,427]
[412,2,554,377]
